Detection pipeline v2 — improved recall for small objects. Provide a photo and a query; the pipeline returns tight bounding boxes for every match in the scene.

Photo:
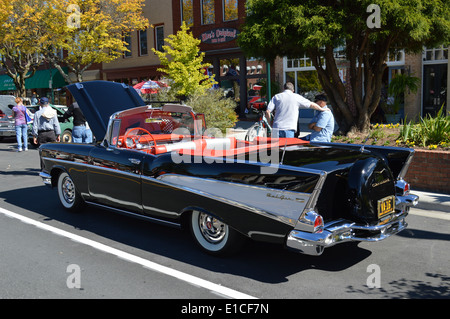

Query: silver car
[0,95,16,140]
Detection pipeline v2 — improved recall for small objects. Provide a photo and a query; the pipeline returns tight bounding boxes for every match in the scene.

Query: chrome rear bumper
[286,191,418,256]
[286,211,408,256]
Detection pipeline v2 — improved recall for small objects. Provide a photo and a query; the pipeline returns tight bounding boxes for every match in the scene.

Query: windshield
[108,105,204,149]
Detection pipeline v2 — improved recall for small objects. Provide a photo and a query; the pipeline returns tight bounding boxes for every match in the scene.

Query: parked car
[247,96,266,111]
[38,81,419,256]
[27,104,74,144]
[0,95,17,140]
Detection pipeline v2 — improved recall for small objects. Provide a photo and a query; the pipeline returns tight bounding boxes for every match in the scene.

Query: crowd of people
[12,90,92,151]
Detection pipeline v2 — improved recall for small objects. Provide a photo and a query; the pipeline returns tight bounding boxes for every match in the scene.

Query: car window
[110,119,122,147]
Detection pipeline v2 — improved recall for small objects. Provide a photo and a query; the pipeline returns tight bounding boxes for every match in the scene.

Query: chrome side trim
[85,201,181,229]
[286,211,408,256]
[295,171,327,231]
[153,173,310,227]
[42,157,140,179]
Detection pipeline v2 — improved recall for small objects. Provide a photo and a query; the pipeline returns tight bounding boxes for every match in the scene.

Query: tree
[0,0,55,97]
[45,0,149,83]
[152,21,216,98]
[238,0,450,133]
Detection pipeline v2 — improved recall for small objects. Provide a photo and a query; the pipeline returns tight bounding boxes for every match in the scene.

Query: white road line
[0,207,257,299]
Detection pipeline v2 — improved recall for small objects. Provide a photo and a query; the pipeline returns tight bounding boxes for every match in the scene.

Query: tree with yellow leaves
[0,0,55,97]
[46,0,149,83]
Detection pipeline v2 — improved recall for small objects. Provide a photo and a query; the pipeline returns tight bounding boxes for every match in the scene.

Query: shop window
[123,32,132,58]
[202,0,215,25]
[423,45,448,62]
[138,29,148,56]
[386,49,405,66]
[155,25,164,52]
[181,0,194,27]
[285,54,318,72]
[223,0,238,21]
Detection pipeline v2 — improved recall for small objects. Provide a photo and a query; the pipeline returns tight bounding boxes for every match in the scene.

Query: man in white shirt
[265,82,329,138]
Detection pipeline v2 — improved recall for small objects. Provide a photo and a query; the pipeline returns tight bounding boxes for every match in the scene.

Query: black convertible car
[39,81,418,256]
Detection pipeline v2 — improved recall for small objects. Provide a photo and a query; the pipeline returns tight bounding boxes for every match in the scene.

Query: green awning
[0,68,68,91]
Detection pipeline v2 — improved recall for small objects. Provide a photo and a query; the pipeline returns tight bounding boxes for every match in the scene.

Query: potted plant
[383,73,420,123]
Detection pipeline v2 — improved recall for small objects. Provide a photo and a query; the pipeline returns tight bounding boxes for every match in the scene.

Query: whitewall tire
[57,172,83,212]
[190,210,244,256]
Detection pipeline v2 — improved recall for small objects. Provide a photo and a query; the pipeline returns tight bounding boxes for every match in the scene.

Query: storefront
[171,1,270,116]
[200,32,269,116]
[0,68,68,104]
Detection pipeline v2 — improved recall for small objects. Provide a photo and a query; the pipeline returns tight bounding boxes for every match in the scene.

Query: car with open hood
[38,81,419,256]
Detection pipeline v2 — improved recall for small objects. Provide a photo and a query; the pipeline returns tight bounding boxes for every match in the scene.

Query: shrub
[187,89,238,135]
[399,106,450,148]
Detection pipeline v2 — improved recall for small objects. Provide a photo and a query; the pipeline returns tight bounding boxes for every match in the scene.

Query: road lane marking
[0,207,256,299]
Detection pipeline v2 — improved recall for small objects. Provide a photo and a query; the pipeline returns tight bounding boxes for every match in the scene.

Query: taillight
[313,214,324,233]
[295,210,325,234]
[395,179,410,196]
[404,182,410,194]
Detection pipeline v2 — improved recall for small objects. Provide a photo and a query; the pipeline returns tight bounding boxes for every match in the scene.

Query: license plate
[378,196,395,218]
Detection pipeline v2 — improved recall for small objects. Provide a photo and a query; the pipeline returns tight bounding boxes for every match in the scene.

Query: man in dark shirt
[63,91,93,143]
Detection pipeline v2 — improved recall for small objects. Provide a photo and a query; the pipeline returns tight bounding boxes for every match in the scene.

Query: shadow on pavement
[0,184,372,284]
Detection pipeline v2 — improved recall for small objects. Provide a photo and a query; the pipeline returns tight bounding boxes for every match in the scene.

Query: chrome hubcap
[198,213,226,244]
[62,176,75,204]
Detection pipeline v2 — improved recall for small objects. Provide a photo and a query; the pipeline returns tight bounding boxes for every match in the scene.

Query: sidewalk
[413,190,450,212]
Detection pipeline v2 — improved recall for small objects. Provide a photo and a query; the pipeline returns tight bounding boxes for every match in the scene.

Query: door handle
[128,158,141,165]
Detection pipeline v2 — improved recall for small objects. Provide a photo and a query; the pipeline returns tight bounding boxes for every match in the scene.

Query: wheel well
[179,209,192,231]
[50,167,66,187]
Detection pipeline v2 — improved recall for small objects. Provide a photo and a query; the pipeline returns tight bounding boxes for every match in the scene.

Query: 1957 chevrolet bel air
[39,81,419,256]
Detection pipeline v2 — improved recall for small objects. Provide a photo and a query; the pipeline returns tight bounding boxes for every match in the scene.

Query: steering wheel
[123,127,157,149]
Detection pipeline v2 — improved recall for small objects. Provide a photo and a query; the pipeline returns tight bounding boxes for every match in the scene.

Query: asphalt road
[0,138,449,303]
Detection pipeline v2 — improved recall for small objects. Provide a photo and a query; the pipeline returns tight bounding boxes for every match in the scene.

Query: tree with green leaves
[152,21,216,98]
[238,0,450,133]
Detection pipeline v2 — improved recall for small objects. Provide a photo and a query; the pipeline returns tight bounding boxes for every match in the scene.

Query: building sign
[0,76,16,91]
[200,28,239,44]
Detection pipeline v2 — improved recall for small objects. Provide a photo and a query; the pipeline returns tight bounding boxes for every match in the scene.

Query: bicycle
[245,106,272,142]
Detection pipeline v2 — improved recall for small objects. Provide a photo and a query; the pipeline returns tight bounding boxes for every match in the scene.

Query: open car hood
[66,81,145,139]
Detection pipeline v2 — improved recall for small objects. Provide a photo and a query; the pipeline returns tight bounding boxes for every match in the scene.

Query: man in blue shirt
[303,94,335,142]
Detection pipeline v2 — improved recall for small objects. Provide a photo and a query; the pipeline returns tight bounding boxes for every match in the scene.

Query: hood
[66,81,145,139]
